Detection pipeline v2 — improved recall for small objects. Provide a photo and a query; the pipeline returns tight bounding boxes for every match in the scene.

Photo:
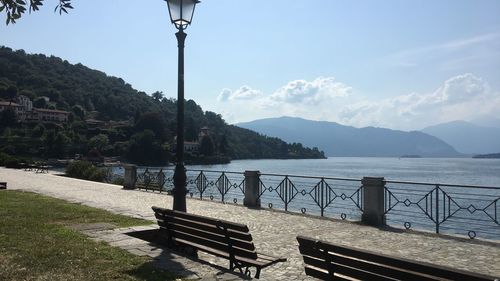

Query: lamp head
[165,0,200,30]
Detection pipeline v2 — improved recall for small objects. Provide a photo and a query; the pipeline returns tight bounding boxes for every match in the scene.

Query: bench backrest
[297,235,496,281]
[152,206,258,260]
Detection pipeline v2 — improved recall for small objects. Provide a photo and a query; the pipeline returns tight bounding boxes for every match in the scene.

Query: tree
[19,89,35,100]
[71,104,85,119]
[126,130,169,165]
[185,116,198,141]
[0,107,17,127]
[135,112,167,141]
[32,123,45,138]
[152,91,164,101]
[1,0,73,25]
[42,129,56,157]
[0,84,18,105]
[33,97,47,108]
[199,135,215,156]
[218,134,229,155]
[88,134,109,152]
[54,131,70,157]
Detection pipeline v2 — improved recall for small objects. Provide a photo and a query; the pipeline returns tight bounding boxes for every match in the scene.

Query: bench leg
[254,268,261,279]
[230,260,250,276]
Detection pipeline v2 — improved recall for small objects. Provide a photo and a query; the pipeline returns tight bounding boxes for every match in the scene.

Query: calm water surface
[185,157,500,187]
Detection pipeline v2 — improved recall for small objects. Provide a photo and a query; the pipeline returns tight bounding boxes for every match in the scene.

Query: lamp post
[165,0,199,212]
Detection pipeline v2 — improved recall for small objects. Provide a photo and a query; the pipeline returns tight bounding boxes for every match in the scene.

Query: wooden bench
[297,236,497,281]
[35,165,49,173]
[24,163,36,171]
[0,182,6,189]
[152,206,286,278]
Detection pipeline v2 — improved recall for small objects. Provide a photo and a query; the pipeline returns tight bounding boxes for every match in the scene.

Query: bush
[0,152,11,166]
[111,176,124,186]
[4,158,21,169]
[65,161,108,182]
[0,153,26,169]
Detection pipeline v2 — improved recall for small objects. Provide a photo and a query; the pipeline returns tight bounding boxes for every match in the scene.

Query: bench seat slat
[300,247,441,281]
[160,226,258,260]
[302,254,402,281]
[171,236,282,268]
[158,221,256,251]
[155,214,253,242]
[153,206,249,232]
[297,236,496,281]
[301,254,438,281]
[304,266,350,281]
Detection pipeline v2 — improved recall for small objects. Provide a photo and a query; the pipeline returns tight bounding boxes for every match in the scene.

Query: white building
[34,108,70,122]
[16,95,33,112]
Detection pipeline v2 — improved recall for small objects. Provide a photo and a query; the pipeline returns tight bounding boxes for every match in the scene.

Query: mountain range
[422,120,500,155]
[237,117,461,157]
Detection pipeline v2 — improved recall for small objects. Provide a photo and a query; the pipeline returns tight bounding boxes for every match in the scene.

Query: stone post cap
[244,170,260,176]
[123,164,137,168]
[361,177,385,185]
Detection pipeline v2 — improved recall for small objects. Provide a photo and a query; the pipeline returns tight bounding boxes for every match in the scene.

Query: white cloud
[269,77,352,105]
[217,86,263,102]
[217,88,232,102]
[215,74,500,130]
[338,73,500,129]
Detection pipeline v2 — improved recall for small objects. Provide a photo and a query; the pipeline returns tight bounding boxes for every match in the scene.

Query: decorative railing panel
[385,181,500,239]
[136,168,169,192]
[258,173,363,220]
[185,170,245,204]
[131,167,500,239]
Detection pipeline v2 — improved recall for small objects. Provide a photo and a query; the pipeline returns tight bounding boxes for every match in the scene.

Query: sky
[1,0,500,131]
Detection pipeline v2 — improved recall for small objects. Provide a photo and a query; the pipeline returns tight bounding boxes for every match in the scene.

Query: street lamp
[165,0,199,212]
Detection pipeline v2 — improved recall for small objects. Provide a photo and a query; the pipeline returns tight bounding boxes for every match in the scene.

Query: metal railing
[257,173,363,220]
[135,168,363,220]
[133,168,500,240]
[384,180,500,239]
[186,170,245,203]
[136,168,170,192]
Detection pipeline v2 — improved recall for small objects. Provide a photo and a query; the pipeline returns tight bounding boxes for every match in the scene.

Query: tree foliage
[199,135,215,156]
[1,0,73,25]
[0,46,326,164]
[88,134,109,152]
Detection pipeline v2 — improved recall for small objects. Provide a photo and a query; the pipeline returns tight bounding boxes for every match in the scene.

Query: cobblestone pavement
[1,168,499,280]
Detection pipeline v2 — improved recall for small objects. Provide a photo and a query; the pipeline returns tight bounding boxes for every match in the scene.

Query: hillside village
[0,95,69,123]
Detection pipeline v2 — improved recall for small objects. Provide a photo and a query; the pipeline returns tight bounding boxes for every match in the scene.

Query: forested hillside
[0,46,325,164]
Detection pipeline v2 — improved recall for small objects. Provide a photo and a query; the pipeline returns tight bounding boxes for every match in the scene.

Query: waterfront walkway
[1,167,499,280]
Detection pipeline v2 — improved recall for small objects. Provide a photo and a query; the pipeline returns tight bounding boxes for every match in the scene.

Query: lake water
[124,157,500,239]
[185,157,500,187]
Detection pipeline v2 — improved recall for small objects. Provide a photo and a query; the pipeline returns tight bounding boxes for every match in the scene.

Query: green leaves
[1,0,72,25]
[54,0,72,15]
[29,0,44,13]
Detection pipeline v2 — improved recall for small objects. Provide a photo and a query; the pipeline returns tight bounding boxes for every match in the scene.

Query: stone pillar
[123,164,137,190]
[361,177,386,226]
[243,170,261,208]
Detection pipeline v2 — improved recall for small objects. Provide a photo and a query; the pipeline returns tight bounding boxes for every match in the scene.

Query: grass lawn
[0,190,177,281]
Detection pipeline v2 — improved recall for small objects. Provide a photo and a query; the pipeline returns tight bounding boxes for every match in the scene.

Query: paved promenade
[1,167,499,280]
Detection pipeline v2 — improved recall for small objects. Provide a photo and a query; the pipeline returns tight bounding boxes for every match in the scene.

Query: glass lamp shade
[166,0,200,29]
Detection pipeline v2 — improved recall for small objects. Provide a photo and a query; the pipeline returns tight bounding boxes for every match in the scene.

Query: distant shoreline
[473,153,500,159]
